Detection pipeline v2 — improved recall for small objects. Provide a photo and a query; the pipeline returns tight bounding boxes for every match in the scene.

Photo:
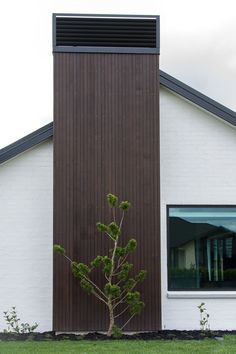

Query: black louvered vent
[54,15,159,53]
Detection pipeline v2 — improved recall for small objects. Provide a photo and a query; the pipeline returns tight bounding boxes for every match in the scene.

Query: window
[168,206,236,291]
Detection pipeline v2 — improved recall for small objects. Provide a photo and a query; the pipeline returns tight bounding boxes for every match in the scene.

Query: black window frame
[167,204,236,291]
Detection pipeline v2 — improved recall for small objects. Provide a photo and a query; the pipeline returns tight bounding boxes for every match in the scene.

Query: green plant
[54,193,147,337]
[169,267,197,277]
[197,302,210,331]
[3,307,38,334]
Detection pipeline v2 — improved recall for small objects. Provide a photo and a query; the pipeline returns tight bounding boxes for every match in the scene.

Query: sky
[0,0,236,148]
[170,207,236,232]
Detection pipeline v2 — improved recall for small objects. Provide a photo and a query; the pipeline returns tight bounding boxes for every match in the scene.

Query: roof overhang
[1,71,236,164]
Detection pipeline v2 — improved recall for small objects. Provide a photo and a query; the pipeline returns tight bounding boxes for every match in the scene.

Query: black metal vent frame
[53,13,160,54]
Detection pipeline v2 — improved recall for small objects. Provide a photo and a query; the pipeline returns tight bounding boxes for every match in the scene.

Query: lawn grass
[0,335,235,354]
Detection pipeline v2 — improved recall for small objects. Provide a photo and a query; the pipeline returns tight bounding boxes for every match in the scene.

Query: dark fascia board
[160,70,236,127]
[0,122,53,165]
[52,13,160,54]
[1,71,236,165]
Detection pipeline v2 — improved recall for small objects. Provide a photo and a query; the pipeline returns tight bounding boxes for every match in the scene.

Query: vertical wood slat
[53,53,160,331]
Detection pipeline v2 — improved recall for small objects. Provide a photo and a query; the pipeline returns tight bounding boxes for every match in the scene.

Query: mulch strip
[0,330,235,341]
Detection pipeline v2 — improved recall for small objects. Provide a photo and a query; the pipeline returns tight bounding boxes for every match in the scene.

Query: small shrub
[3,307,38,334]
[197,302,210,331]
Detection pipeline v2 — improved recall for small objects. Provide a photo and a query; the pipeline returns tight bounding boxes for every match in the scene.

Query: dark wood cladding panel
[53,53,160,331]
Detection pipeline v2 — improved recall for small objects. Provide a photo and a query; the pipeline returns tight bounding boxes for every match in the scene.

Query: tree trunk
[107,237,118,337]
[107,299,114,337]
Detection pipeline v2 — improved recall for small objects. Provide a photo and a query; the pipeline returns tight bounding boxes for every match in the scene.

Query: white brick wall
[160,87,236,330]
[0,140,53,332]
[1,87,236,332]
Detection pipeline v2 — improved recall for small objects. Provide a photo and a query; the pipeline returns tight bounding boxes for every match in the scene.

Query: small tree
[54,193,147,337]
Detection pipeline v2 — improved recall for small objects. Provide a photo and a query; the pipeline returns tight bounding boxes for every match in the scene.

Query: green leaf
[118,262,133,280]
[119,201,131,211]
[78,263,90,275]
[126,291,140,304]
[125,239,137,253]
[53,244,66,255]
[96,222,108,232]
[123,278,136,290]
[71,262,90,279]
[102,256,112,274]
[112,325,122,338]
[108,222,120,238]
[71,262,82,279]
[115,247,126,257]
[107,193,118,207]
[91,255,103,268]
[129,300,145,315]
[135,270,147,283]
[126,291,144,315]
[80,279,93,294]
[104,283,121,298]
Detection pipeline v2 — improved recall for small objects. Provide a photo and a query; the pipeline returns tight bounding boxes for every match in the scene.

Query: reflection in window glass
[168,207,236,290]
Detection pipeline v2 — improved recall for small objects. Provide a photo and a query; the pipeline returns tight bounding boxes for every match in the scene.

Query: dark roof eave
[0,122,53,164]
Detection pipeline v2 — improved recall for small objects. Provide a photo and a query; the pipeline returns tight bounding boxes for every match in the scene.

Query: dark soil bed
[0,330,235,341]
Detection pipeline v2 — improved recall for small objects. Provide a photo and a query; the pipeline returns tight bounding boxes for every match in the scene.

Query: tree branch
[113,283,137,309]
[114,305,130,319]
[113,293,128,309]
[121,314,136,330]
[105,232,115,241]
[63,254,73,263]
[116,279,123,286]
[118,254,129,267]
[117,256,122,268]
[62,253,108,299]
[92,290,108,306]
[114,253,129,272]
[109,240,118,283]
[112,288,127,303]
[119,211,125,230]
[83,274,108,299]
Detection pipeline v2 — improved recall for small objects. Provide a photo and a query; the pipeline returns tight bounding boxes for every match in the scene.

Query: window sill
[167,291,236,299]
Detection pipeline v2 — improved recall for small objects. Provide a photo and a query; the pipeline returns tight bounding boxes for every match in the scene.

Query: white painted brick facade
[160,87,236,330]
[1,86,236,332]
[0,140,53,332]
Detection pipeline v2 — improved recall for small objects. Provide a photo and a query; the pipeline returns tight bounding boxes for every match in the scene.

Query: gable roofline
[1,71,236,165]
[0,122,53,164]
[160,70,236,126]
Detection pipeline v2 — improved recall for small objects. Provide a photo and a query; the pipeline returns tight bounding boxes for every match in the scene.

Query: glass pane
[168,207,236,290]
